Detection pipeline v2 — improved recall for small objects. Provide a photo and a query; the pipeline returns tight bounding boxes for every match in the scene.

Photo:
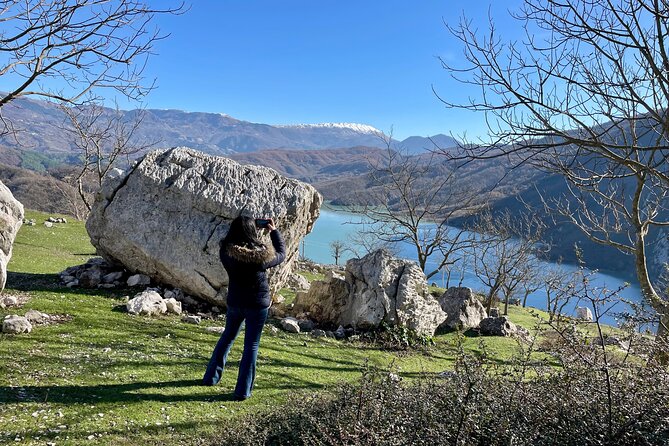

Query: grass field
[0,210,606,446]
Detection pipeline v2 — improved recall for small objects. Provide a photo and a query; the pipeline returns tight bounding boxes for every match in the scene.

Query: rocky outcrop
[437,287,487,331]
[0,181,24,291]
[86,147,322,306]
[294,250,447,336]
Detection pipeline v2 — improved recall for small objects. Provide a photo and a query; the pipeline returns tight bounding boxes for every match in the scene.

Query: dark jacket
[221,230,286,309]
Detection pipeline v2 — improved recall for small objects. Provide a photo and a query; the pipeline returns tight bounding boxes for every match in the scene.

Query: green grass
[0,210,595,445]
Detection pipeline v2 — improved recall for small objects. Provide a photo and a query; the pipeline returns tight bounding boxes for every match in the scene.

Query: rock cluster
[46,216,67,224]
[86,147,322,306]
[0,180,24,291]
[1,310,67,334]
[293,250,447,336]
[60,257,137,289]
[22,219,36,226]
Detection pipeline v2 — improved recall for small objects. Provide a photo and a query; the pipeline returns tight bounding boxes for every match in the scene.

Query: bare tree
[441,0,669,342]
[329,240,345,266]
[61,101,155,212]
[471,211,546,314]
[0,0,185,135]
[350,135,480,280]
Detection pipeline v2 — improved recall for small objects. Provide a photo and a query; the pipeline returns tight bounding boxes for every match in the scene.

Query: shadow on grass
[0,378,240,404]
[6,272,63,292]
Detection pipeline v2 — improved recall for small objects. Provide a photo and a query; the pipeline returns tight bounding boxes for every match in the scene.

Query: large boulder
[437,287,487,331]
[294,250,447,336]
[86,147,322,306]
[0,181,24,291]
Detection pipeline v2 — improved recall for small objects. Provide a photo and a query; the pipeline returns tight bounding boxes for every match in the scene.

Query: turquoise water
[304,209,643,325]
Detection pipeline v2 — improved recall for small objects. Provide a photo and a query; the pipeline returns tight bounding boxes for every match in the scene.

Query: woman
[202,215,285,400]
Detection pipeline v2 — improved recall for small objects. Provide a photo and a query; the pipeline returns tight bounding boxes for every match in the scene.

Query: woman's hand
[266,218,276,232]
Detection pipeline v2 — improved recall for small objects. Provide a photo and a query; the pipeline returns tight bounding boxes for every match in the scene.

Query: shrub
[215,331,669,446]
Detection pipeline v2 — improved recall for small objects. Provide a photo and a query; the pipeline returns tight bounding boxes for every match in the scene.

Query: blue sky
[133,1,522,139]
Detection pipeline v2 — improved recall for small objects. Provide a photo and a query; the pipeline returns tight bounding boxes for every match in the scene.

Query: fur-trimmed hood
[225,242,276,265]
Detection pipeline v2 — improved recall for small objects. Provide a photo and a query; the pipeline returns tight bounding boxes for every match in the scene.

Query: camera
[255,218,272,229]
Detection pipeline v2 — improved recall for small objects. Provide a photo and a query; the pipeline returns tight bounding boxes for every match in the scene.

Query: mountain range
[0,96,458,166]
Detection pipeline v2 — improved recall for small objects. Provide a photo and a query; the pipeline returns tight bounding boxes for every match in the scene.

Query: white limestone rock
[576,306,593,321]
[1,295,18,307]
[0,181,23,291]
[126,290,166,316]
[165,298,182,315]
[437,287,487,331]
[280,317,301,333]
[3,315,32,334]
[295,250,446,336]
[24,309,49,324]
[86,147,322,306]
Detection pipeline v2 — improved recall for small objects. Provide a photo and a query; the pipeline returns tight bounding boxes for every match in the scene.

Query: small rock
[311,329,326,338]
[205,326,225,334]
[2,315,32,334]
[182,315,202,325]
[325,330,335,338]
[24,309,49,324]
[44,221,53,228]
[126,290,166,316]
[388,373,401,383]
[102,347,112,353]
[165,298,182,315]
[127,274,151,287]
[102,271,124,283]
[65,280,79,288]
[266,325,279,335]
[79,269,102,288]
[61,274,76,283]
[297,319,315,332]
[280,317,300,333]
[2,295,18,307]
[334,325,346,340]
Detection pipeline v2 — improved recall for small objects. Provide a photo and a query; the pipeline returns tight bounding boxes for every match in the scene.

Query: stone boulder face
[295,250,447,336]
[0,181,24,291]
[87,147,322,306]
[437,287,487,331]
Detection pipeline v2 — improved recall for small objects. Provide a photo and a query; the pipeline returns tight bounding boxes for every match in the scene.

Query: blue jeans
[202,305,269,399]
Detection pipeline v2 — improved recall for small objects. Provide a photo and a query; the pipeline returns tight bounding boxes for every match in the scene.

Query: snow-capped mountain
[278,122,383,134]
[0,97,395,155]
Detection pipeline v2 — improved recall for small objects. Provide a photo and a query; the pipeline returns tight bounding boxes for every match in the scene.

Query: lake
[303,209,643,326]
